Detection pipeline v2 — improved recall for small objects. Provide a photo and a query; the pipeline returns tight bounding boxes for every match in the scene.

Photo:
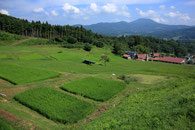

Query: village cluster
[123,51,195,64]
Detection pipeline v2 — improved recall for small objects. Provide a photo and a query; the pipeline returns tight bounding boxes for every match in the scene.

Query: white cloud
[136,8,166,23]
[159,5,165,9]
[90,3,99,12]
[170,6,175,9]
[51,10,58,16]
[167,11,191,21]
[45,12,49,16]
[33,8,44,13]
[0,9,9,15]
[136,8,156,17]
[152,17,166,23]
[62,3,80,14]
[102,3,117,13]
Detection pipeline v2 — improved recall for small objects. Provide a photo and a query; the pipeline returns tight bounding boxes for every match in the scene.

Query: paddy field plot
[14,87,93,123]
[19,53,48,60]
[61,77,126,101]
[0,64,60,84]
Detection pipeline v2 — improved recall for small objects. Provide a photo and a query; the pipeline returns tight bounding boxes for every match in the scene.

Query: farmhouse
[137,54,148,61]
[149,57,185,64]
[123,54,131,59]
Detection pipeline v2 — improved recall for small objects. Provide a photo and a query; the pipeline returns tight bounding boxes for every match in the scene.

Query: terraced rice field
[61,77,126,101]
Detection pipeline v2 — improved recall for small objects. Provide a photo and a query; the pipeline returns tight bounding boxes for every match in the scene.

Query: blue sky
[0,0,195,25]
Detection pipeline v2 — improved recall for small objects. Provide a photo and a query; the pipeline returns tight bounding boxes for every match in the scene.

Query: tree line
[0,13,191,57]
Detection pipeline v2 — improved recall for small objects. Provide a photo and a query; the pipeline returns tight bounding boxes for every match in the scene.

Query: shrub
[83,43,92,51]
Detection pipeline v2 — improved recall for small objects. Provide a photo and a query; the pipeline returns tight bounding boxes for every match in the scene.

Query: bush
[83,43,92,51]
[67,36,77,44]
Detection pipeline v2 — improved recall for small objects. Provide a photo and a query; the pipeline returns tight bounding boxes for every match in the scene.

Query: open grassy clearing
[14,87,94,123]
[61,77,125,101]
[17,38,49,46]
[130,74,166,84]
[0,63,60,84]
[18,53,48,60]
[0,31,27,46]
[0,45,194,129]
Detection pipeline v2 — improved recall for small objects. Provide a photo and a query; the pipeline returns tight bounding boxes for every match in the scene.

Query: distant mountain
[82,18,191,36]
[149,27,195,42]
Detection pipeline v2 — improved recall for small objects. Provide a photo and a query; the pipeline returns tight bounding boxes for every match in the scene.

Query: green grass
[0,63,60,84]
[0,46,195,129]
[82,78,195,129]
[14,87,93,123]
[0,54,8,59]
[19,53,48,60]
[131,74,166,84]
[61,77,126,101]
[0,119,14,130]
[0,31,27,46]
[17,38,49,45]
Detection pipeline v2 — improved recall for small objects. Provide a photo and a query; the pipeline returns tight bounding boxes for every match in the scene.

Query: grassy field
[0,42,194,129]
[61,77,125,101]
[17,38,49,45]
[19,53,48,60]
[0,119,14,130]
[14,87,93,123]
[0,31,27,46]
[82,78,195,129]
[0,63,60,84]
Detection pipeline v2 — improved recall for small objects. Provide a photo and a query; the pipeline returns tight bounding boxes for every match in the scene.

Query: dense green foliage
[0,14,191,57]
[0,63,60,84]
[14,87,93,123]
[0,119,14,130]
[82,78,195,129]
[0,31,26,41]
[61,77,125,101]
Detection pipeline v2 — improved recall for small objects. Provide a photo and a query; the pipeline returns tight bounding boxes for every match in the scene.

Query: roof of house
[137,54,147,59]
[123,54,130,58]
[150,57,185,64]
[153,53,160,57]
[83,59,95,63]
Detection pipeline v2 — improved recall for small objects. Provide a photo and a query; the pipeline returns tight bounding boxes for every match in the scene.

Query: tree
[67,36,77,44]
[112,43,125,55]
[100,55,110,66]
[83,43,92,51]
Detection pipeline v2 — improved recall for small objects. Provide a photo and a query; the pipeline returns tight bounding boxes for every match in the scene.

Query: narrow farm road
[7,38,31,46]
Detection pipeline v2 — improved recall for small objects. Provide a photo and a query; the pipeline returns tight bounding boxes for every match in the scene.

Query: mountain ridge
[78,18,194,41]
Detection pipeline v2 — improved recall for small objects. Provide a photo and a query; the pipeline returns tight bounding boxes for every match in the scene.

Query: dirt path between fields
[7,38,31,46]
[0,108,36,129]
[0,79,11,86]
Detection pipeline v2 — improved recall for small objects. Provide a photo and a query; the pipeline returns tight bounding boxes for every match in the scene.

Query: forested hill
[82,19,191,36]
[0,13,193,57]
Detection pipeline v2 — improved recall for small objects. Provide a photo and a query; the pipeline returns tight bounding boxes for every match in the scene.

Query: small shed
[82,59,95,65]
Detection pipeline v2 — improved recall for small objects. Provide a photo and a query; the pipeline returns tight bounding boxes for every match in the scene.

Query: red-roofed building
[150,57,185,64]
[123,54,131,60]
[137,54,147,60]
[153,53,160,57]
